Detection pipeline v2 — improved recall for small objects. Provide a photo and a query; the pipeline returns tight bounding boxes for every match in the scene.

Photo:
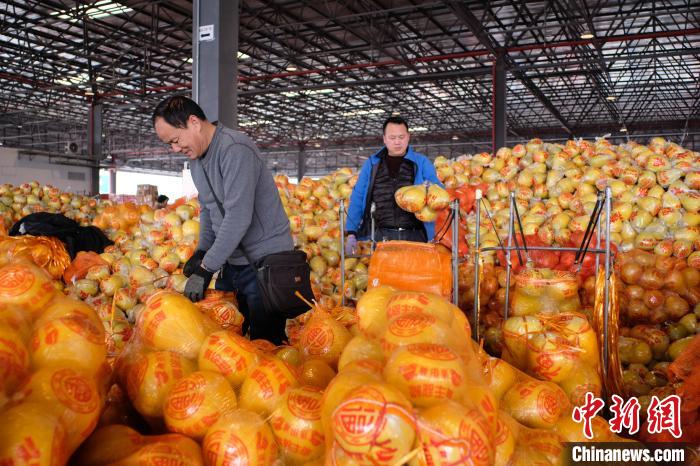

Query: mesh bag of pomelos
[0,259,111,464]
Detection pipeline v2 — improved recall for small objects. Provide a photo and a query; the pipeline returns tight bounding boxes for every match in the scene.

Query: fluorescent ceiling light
[56,73,103,86]
[282,88,334,98]
[286,65,298,71]
[412,127,428,132]
[606,95,617,101]
[451,135,459,140]
[239,119,272,127]
[85,90,94,96]
[580,32,594,39]
[50,0,133,21]
[237,51,250,60]
[342,109,384,117]
[620,126,628,132]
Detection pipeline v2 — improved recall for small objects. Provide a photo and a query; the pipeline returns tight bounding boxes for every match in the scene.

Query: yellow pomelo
[554,414,613,442]
[337,335,384,371]
[505,447,554,466]
[482,357,519,401]
[0,262,55,318]
[202,410,279,466]
[338,358,384,375]
[17,366,103,454]
[163,371,238,439]
[300,359,336,389]
[197,331,260,388]
[553,312,599,366]
[0,401,69,466]
[298,309,352,368]
[270,386,325,464]
[276,345,303,366]
[326,442,366,465]
[451,308,473,343]
[356,286,395,338]
[493,411,517,466]
[517,428,565,466]
[321,369,382,450]
[412,400,494,466]
[138,291,208,359]
[182,219,200,237]
[383,343,467,407]
[395,185,427,212]
[526,332,580,383]
[126,350,196,419]
[502,315,544,368]
[72,424,145,466]
[559,362,602,406]
[0,306,32,342]
[239,355,300,417]
[0,325,29,395]
[331,382,415,465]
[33,294,103,332]
[385,291,456,325]
[380,312,461,357]
[501,380,569,429]
[110,435,203,466]
[30,314,106,375]
[462,385,499,437]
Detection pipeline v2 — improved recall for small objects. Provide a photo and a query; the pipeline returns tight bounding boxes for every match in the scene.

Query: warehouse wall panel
[0,147,92,194]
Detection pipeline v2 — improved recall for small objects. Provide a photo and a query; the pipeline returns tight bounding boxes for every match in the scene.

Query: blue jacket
[346,146,442,240]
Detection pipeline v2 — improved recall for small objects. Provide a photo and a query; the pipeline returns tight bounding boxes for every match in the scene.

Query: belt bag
[255,250,315,319]
[201,164,314,319]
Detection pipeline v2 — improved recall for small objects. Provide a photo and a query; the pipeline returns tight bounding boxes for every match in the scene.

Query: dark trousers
[376,227,428,242]
[215,263,287,345]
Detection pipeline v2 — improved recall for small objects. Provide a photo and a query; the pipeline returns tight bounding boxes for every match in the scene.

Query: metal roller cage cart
[338,186,616,399]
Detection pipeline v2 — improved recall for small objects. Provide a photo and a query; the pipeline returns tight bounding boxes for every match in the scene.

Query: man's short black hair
[152,95,207,128]
[157,194,169,203]
[383,115,409,133]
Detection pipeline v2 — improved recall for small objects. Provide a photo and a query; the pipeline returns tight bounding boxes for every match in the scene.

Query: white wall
[0,147,92,193]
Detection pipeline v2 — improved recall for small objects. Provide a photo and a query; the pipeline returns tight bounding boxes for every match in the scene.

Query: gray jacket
[191,124,293,271]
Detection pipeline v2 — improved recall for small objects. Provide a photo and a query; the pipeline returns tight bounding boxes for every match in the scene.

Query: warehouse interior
[1,0,698,192]
[2,1,700,460]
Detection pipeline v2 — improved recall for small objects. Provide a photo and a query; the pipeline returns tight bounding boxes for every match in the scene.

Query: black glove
[184,266,214,303]
[183,249,206,277]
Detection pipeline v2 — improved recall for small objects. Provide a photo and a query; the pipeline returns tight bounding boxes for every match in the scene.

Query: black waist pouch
[255,250,314,319]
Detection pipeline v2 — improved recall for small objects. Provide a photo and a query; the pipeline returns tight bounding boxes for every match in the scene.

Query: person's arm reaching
[345,159,372,235]
[200,144,259,272]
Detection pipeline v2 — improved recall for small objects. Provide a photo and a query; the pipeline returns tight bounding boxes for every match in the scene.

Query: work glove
[183,249,206,277]
[184,266,214,303]
[345,234,358,256]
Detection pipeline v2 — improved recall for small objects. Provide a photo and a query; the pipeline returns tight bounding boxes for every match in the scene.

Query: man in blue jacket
[345,116,442,254]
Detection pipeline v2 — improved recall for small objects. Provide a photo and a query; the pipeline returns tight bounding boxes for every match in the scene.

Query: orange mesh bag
[0,235,71,280]
[434,209,468,257]
[63,251,110,284]
[669,335,700,413]
[194,290,244,333]
[510,268,580,316]
[368,241,452,299]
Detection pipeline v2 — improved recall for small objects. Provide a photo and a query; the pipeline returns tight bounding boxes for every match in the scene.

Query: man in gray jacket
[152,96,293,344]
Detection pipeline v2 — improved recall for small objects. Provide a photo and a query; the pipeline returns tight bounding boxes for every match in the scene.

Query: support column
[109,166,116,195]
[193,0,238,128]
[493,54,507,154]
[87,103,102,195]
[297,143,306,181]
